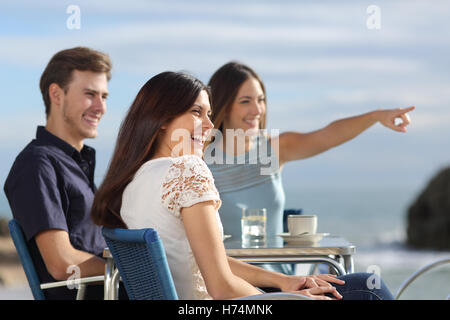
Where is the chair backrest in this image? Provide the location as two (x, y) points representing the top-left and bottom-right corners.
(101, 227), (178, 300)
(8, 219), (46, 300)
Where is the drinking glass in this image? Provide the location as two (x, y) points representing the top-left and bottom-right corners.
(241, 208), (266, 247)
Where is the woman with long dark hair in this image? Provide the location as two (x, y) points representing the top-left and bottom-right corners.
(91, 71), (209, 229)
(91, 71), (394, 300)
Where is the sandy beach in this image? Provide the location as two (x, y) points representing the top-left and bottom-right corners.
(0, 236), (33, 299)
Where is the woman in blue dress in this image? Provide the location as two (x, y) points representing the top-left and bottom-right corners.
(205, 61), (414, 243)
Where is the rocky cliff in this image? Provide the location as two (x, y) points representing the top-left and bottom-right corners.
(407, 167), (450, 250)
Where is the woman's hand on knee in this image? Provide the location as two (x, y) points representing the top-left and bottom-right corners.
(297, 286), (343, 300)
(279, 274), (345, 291)
(279, 274), (345, 300)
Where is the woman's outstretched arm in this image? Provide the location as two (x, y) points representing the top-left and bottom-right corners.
(274, 106), (415, 167)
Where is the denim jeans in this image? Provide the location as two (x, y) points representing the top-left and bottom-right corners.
(333, 272), (394, 300)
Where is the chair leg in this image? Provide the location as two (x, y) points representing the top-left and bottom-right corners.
(76, 284), (86, 300)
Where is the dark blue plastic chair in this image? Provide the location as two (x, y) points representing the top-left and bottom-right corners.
(8, 219), (104, 300)
(101, 227), (178, 300)
(8, 219), (45, 300)
(102, 227), (311, 300)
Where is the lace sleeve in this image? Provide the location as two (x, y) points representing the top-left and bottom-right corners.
(161, 155), (221, 218)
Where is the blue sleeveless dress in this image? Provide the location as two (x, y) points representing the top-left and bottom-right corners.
(205, 134), (285, 240)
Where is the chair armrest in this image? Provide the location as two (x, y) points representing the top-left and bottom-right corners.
(235, 292), (312, 300)
(395, 258), (450, 300)
(40, 275), (105, 290)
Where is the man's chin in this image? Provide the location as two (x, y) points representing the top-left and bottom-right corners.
(82, 129), (98, 139)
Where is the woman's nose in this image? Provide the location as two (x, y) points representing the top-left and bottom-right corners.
(204, 114), (214, 129)
(251, 100), (263, 116)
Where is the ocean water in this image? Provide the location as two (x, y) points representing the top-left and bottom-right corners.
(0, 194), (10, 218)
(1, 187), (449, 299)
(285, 186), (450, 300)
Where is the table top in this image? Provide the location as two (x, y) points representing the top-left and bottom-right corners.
(103, 235), (356, 259)
(224, 235), (356, 257)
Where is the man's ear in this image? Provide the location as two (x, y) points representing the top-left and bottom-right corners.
(48, 83), (64, 110)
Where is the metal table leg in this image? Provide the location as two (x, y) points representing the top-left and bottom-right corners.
(104, 256), (114, 300)
(342, 254), (354, 274)
(111, 269), (120, 300)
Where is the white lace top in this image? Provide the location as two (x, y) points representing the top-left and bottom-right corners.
(120, 155), (222, 300)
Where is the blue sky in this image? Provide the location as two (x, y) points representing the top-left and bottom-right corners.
(1, 0), (449, 216)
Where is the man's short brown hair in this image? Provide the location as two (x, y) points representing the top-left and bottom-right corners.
(39, 47), (112, 117)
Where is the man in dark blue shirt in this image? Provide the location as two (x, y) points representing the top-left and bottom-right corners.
(4, 47), (113, 299)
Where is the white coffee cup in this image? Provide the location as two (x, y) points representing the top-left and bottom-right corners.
(288, 215), (317, 235)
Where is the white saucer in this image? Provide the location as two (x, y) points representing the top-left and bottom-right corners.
(224, 235), (232, 240)
(277, 232), (329, 244)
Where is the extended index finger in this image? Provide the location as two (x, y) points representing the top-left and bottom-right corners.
(399, 105), (415, 114)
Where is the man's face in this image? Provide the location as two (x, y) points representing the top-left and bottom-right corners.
(59, 70), (108, 143)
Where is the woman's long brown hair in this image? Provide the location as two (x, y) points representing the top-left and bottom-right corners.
(91, 71), (209, 228)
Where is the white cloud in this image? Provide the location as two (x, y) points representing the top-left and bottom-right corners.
(250, 56), (424, 75)
(1, 0), (448, 69)
(326, 84), (450, 107)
